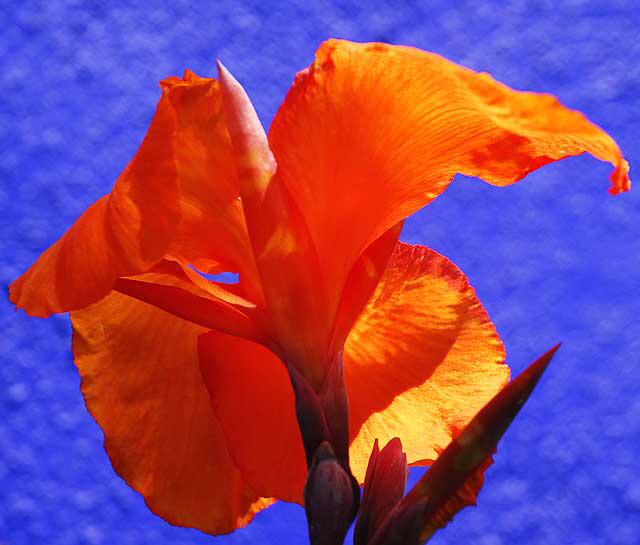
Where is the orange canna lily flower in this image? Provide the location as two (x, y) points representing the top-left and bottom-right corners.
(10, 39), (630, 536)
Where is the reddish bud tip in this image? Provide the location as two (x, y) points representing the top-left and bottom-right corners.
(355, 438), (408, 545)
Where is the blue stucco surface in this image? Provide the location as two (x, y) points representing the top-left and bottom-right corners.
(1, 1), (639, 544)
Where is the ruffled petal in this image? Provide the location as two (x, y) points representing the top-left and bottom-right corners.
(269, 39), (630, 306)
(11, 70), (263, 317)
(160, 71), (259, 292)
(199, 332), (307, 503)
(10, 93), (180, 316)
(344, 243), (509, 482)
(71, 292), (272, 534)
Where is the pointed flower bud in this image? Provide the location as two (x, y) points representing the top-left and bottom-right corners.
(216, 60), (276, 203)
(304, 441), (358, 545)
(217, 61), (334, 391)
(354, 438), (408, 545)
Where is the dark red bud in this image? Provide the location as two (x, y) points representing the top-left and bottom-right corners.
(354, 438), (408, 545)
(304, 442), (358, 545)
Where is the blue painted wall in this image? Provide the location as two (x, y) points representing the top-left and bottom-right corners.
(1, 1), (638, 544)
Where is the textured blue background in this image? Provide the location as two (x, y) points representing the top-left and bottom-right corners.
(1, 1), (639, 544)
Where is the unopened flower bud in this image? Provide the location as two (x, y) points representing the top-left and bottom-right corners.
(354, 438), (408, 545)
(304, 441), (357, 545)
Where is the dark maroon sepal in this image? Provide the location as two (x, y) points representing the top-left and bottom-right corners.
(285, 362), (332, 467)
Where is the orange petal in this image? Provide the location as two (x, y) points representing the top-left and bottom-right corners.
(330, 222), (402, 355)
(71, 292), (272, 534)
(270, 39), (630, 308)
(344, 243), (509, 482)
(115, 259), (267, 343)
(11, 70), (263, 317)
(161, 71), (259, 295)
(198, 331), (307, 503)
(10, 92), (180, 317)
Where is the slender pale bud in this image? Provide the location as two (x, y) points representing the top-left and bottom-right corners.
(216, 60), (276, 204)
(216, 61), (332, 389)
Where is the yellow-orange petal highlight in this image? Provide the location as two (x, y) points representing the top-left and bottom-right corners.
(344, 243), (509, 482)
(199, 332), (307, 503)
(10, 93), (180, 317)
(71, 292), (272, 534)
(269, 39), (630, 319)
